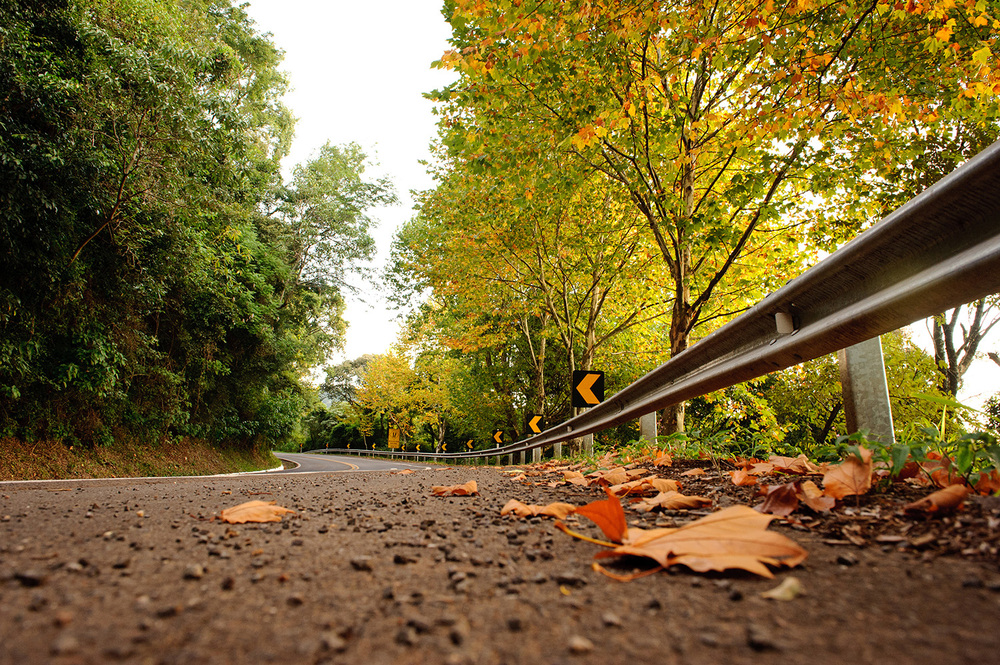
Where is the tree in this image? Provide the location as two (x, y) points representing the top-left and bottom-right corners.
(433, 0), (1000, 433)
(931, 297), (1000, 397)
(0, 0), (390, 451)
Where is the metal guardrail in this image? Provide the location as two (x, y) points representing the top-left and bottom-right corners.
(321, 138), (1000, 463)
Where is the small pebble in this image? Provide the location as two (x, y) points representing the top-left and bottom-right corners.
(746, 623), (780, 652)
(568, 635), (594, 654)
(320, 632), (347, 652)
(837, 553), (859, 566)
(50, 633), (79, 656)
(15, 571), (46, 587)
(350, 556), (374, 572)
(183, 564), (204, 580)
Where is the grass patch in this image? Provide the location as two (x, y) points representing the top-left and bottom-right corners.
(0, 436), (280, 481)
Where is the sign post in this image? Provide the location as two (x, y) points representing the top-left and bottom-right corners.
(526, 414), (543, 463)
(568, 371), (604, 457)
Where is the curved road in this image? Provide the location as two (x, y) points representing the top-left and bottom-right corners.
(273, 451), (433, 474)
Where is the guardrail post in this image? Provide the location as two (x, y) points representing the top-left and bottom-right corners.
(553, 441), (562, 458)
(640, 412), (657, 444)
(531, 446), (540, 463)
(837, 337), (895, 443)
(582, 433), (593, 457)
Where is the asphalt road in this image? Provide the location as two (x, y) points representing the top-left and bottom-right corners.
(273, 451), (434, 474)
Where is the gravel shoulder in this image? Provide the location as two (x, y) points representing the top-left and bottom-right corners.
(1, 464), (999, 664)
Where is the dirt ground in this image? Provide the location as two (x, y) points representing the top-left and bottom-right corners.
(1, 459), (999, 665)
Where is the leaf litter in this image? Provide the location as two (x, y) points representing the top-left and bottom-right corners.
(497, 443), (1000, 583)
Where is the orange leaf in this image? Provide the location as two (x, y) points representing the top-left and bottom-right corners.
(431, 480), (479, 496)
(632, 491), (712, 513)
(975, 469), (1000, 495)
(648, 478), (681, 493)
(219, 500), (295, 524)
(757, 483), (799, 516)
(731, 468), (758, 486)
(501, 499), (576, 519)
(797, 480), (836, 512)
(680, 468), (706, 477)
(653, 450), (673, 467)
(574, 489), (628, 544)
(596, 506), (807, 578)
(767, 454), (818, 475)
(904, 484), (970, 514)
(920, 453), (965, 488)
(822, 448), (873, 499)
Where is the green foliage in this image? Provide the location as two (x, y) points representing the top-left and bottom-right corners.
(0, 0), (390, 451)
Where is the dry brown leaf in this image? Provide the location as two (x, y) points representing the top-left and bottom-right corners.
(730, 468), (758, 486)
(767, 454), (817, 475)
(680, 467), (706, 477)
(501, 499), (577, 519)
(756, 483), (799, 516)
(749, 461), (776, 475)
(219, 500), (295, 524)
(797, 480), (836, 512)
(431, 480), (479, 496)
(904, 484), (970, 514)
(572, 489), (628, 544)
(596, 505), (808, 578)
(631, 491), (712, 513)
(920, 452), (966, 488)
(822, 447), (873, 499)
(975, 469), (1000, 495)
(652, 450), (673, 467)
(648, 478), (681, 493)
(391, 469), (415, 475)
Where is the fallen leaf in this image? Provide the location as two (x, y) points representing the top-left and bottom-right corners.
(975, 469), (1000, 495)
(647, 478), (681, 493)
(904, 484), (970, 514)
(680, 468), (706, 477)
(573, 488), (628, 543)
(219, 500), (295, 524)
(591, 468), (630, 486)
(500, 499), (576, 519)
(797, 480), (836, 512)
(920, 451), (965, 488)
(631, 491), (712, 513)
(391, 469), (415, 475)
(431, 480), (479, 496)
(822, 448), (873, 499)
(730, 468), (758, 486)
(756, 483), (799, 516)
(768, 454), (818, 475)
(596, 505), (807, 578)
(761, 576), (805, 601)
(652, 450), (673, 467)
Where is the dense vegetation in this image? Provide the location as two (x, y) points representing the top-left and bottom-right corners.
(2, 0), (997, 464)
(0, 0), (393, 453)
(309, 0), (1000, 455)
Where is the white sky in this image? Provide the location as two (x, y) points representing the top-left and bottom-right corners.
(243, 0), (456, 365)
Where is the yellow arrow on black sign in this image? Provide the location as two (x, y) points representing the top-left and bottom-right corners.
(572, 370), (604, 407)
(492, 429), (503, 445)
(527, 414), (543, 434)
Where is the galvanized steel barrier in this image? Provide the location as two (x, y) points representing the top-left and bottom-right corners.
(316, 138), (1000, 463)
